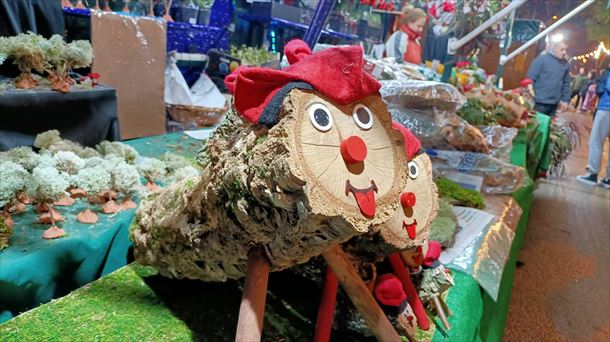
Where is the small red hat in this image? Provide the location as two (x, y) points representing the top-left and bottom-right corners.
(374, 273), (407, 307)
(225, 40), (381, 124)
(391, 121), (422, 160)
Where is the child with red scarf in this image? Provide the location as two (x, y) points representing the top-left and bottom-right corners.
(384, 5), (428, 65)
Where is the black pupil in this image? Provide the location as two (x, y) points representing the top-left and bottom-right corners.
(314, 109), (329, 127)
(356, 108), (370, 124)
(410, 165), (417, 175)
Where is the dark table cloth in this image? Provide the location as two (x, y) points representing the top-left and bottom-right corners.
(0, 86), (120, 151)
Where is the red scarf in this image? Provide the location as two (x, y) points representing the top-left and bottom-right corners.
(401, 25), (421, 40)
(400, 25), (422, 65)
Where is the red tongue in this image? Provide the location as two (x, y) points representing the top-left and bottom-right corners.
(403, 220), (418, 239)
(353, 189), (376, 218)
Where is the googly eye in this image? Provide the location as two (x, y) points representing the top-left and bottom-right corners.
(407, 161), (419, 179)
(308, 103), (333, 132)
(352, 104), (374, 130)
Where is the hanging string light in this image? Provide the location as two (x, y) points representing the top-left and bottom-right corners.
(573, 42), (610, 60)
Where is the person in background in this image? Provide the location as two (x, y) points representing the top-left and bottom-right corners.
(580, 70), (598, 113)
(577, 65), (610, 188)
(526, 37), (571, 116)
(571, 67), (587, 109)
(384, 5), (427, 65)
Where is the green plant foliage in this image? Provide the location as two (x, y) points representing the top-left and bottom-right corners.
(429, 198), (459, 247)
(457, 98), (497, 126)
(548, 120), (579, 178)
(229, 45), (275, 66)
(435, 177), (485, 209)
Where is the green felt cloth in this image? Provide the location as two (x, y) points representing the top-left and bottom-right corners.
(0, 202), (137, 323)
(0, 133), (203, 323)
(513, 113), (551, 177)
(535, 113), (552, 172)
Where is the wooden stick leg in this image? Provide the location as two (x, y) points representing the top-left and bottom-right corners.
(235, 246), (270, 342)
(322, 245), (401, 342)
(388, 253), (431, 330)
(314, 266), (339, 342)
(433, 296), (450, 330)
(439, 296), (452, 317)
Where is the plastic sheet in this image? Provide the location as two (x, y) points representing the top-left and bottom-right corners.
(480, 125), (518, 161)
(381, 80), (488, 153)
(443, 195), (521, 301)
(380, 79), (465, 112)
(364, 58), (441, 82)
(429, 150), (527, 194)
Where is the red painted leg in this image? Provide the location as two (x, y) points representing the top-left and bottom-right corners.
(314, 266), (339, 342)
(388, 253), (430, 330)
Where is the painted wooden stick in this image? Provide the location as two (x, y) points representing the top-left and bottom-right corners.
(235, 246), (270, 342)
(388, 252), (430, 330)
(432, 296), (450, 330)
(314, 266), (339, 342)
(322, 245), (401, 342)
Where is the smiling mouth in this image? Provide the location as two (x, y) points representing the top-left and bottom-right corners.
(345, 180), (378, 218)
(403, 219), (418, 239)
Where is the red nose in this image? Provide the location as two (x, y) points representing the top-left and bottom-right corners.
(340, 135), (368, 164)
(400, 192), (417, 208)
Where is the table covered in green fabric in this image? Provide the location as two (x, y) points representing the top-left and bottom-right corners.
(0, 133), (203, 323)
(0, 125), (546, 340)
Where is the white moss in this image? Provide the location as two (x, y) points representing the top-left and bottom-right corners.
(34, 130), (62, 149)
(96, 141), (139, 164)
(0, 161), (28, 208)
(137, 157), (166, 182)
(5, 146), (40, 171)
(112, 162), (141, 196)
(76, 167), (112, 196)
(173, 166), (200, 182)
(29, 165), (69, 203)
(54, 151), (85, 175)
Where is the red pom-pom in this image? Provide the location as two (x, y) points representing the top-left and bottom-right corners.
(374, 274), (407, 307)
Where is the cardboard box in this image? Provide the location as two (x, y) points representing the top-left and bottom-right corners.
(91, 12), (166, 139)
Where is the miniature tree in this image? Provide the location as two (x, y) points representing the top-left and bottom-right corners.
(75, 167), (112, 223)
(28, 166), (70, 239)
(53, 151), (86, 206)
(5, 146), (40, 172)
(0, 36), (9, 66)
(44, 36), (93, 93)
(4, 33), (48, 89)
(137, 157), (166, 192)
(2, 146), (40, 204)
(34, 129), (82, 154)
(43, 35), (70, 93)
(0, 161), (29, 232)
(112, 162), (141, 210)
(96, 141), (139, 164)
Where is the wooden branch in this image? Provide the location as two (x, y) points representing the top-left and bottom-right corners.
(322, 245), (401, 342)
(433, 296), (450, 330)
(235, 247), (270, 342)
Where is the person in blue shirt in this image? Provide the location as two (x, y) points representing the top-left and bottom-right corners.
(577, 64), (610, 188)
(526, 39), (571, 116)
